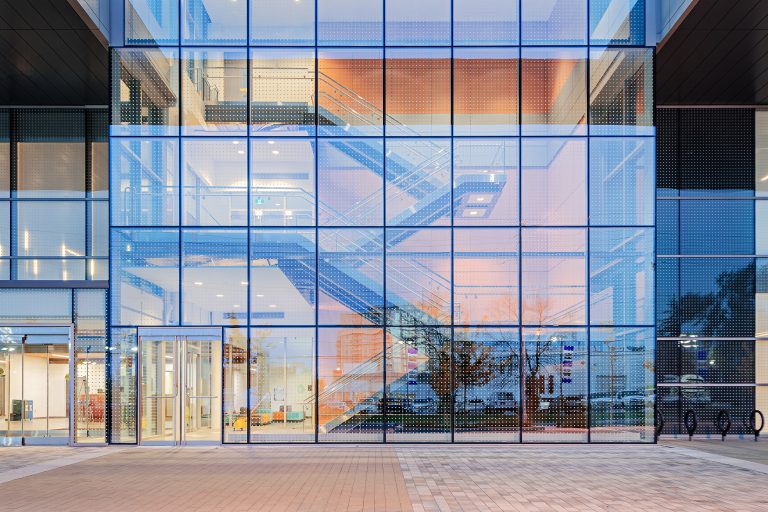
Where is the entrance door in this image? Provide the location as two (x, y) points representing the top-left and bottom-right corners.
(0, 327), (72, 446)
(139, 335), (221, 446)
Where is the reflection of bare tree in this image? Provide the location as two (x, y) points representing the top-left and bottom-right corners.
(660, 263), (755, 337)
(521, 297), (559, 427)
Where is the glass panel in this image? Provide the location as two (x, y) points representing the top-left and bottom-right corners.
(73, 289), (107, 444)
(249, 327), (315, 442)
(15, 201), (86, 257)
(183, 0), (247, 44)
(454, 48), (519, 137)
(16, 259), (86, 281)
(318, 327), (384, 442)
(590, 138), (655, 226)
(454, 0), (518, 45)
(251, 139), (315, 226)
(0, 201), (9, 258)
(454, 139), (519, 226)
(522, 228), (587, 326)
(680, 200), (754, 255)
(657, 386), (754, 436)
(521, 48), (587, 137)
(182, 139), (247, 226)
(521, 0), (587, 45)
(658, 339), (754, 385)
(656, 200), (678, 255)
(0, 259), (8, 280)
(590, 0), (645, 45)
(90, 202), (109, 257)
(453, 328), (520, 442)
(590, 48), (654, 136)
(590, 327), (654, 442)
(89, 110), (109, 199)
(109, 328), (137, 443)
(521, 138), (587, 226)
(250, 0), (314, 45)
(758, 201), (768, 255)
(386, 0), (450, 46)
(111, 138), (180, 227)
(250, 230), (316, 325)
(182, 230), (248, 325)
(386, 326), (451, 442)
(111, 48), (180, 137)
(386, 49), (451, 137)
(0, 290), (71, 324)
(111, 229), (180, 326)
(590, 228), (654, 326)
(758, 111), (768, 197)
(223, 328), (247, 443)
(454, 228), (519, 325)
(385, 139), (450, 226)
(656, 258), (679, 337)
(386, 228), (451, 326)
(318, 0), (383, 46)
(319, 228), (384, 326)
(679, 258), (755, 337)
(250, 49), (315, 136)
(318, 139), (384, 226)
(759, 259), (768, 339)
(522, 327), (588, 442)
(16, 109), (85, 199)
(318, 49), (384, 137)
(125, 0), (179, 44)
(89, 259), (109, 281)
(0, 110), (8, 198)
(182, 50), (247, 136)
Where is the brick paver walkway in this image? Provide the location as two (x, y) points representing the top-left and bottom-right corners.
(0, 444), (765, 511)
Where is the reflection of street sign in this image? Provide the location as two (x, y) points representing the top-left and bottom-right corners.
(408, 381), (418, 385)
(407, 347), (418, 355)
(562, 345), (574, 384)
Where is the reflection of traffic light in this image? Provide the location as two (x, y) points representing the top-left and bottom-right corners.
(548, 375), (555, 394)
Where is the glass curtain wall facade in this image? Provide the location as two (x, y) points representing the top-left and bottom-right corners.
(656, 108), (768, 436)
(111, 0), (655, 443)
(0, 108), (108, 445)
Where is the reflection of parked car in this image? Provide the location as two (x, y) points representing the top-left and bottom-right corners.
(551, 396), (586, 415)
(589, 393), (616, 409)
(487, 392), (517, 413)
(379, 398), (413, 415)
(616, 390), (647, 409)
(462, 398), (485, 414)
(411, 398), (437, 414)
(680, 375), (711, 403)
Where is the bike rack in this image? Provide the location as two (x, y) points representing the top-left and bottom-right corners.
(684, 409), (697, 440)
(715, 410), (731, 441)
(655, 408), (664, 440)
(749, 410), (765, 442)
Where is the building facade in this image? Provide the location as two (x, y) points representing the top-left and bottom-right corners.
(106, 0), (655, 445)
(6, 0), (764, 447)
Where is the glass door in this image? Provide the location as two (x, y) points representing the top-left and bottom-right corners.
(139, 334), (221, 446)
(139, 336), (178, 446)
(0, 329), (71, 446)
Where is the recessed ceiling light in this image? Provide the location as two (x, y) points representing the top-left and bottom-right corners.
(238, 150), (245, 155)
(476, 197), (485, 202)
(233, 304), (240, 308)
(241, 281), (249, 286)
(272, 150), (279, 155)
(267, 141), (275, 145)
(256, 294), (264, 298)
(268, 304), (277, 308)
(216, 294), (224, 298)
(194, 281), (203, 286)
(232, 140), (240, 145)
(469, 211), (478, 216)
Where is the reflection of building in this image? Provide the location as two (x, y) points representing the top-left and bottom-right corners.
(0, 0), (763, 446)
